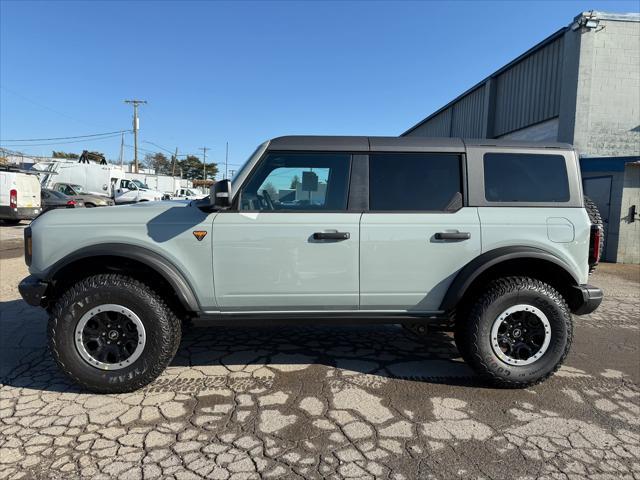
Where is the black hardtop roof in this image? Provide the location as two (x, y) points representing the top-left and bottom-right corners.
(267, 135), (573, 152)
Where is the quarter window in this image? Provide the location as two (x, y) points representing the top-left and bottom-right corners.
(369, 153), (463, 211)
(483, 153), (570, 202)
(239, 152), (351, 211)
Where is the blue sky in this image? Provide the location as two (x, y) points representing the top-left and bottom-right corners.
(1, 0), (638, 176)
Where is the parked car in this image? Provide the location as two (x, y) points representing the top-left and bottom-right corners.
(41, 189), (85, 212)
(51, 183), (114, 207)
(19, 136), (604, 393)
(0, 167), (41, 224)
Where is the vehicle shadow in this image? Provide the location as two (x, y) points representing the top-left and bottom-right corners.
(145, 205), (210, 243)
(0, 299), (482, 394)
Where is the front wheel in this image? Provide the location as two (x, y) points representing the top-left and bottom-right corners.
(455, 276), (572, 388)
(49, 274), (181, 393)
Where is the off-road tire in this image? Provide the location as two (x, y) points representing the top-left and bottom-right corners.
(455, 276), (572, 388)
(584, 195), (604, 272)
(49, 274), (181, 393)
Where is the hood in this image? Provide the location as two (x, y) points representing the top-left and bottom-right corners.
(77, 194), (112, 204)
(33, 200), (196, 228)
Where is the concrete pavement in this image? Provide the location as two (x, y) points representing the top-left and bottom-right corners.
(0, 238), (638, 479)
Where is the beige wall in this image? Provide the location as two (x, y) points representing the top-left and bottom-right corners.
(573, 17), (640, 157)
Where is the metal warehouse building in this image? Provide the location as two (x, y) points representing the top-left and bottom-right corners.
(403, 11), (640, 264)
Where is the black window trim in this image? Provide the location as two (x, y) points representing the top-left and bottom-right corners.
(465, 146), (582, 208)
(364, 152), (467, 214)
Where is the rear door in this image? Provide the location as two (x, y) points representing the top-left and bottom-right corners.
(360, 152), (481, 312)
(16, 174), (40, 208)
(212, 151), (360, 311)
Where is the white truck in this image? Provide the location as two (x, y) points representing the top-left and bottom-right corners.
(172, 187), (206, 200)
(35, 161), (163, 204)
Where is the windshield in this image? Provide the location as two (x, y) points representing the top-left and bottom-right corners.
(47, 190), (68, 199)
(232, 141), (269, 186)
(132, 179), (149, 189)
(71, 184), (88, 194)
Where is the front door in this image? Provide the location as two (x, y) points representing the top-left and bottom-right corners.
(360, 152), (481, 312)
(114, 179), (139, 203)
(212, 151), (359, 311)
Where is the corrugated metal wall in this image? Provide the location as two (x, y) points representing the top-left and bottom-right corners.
(410, 108), (452, 137)
(493, 37), (563, 137)
(405, 34), (564, 139)
(451, 86), (485, 137)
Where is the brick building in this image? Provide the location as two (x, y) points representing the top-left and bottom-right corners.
(403, 11), (640, 263)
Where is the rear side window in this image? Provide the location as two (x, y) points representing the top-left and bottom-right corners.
(484, 153), (570, 202)
(369, 153), (463, 211)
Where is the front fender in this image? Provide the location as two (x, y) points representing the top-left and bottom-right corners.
(44, 243), (200, 312)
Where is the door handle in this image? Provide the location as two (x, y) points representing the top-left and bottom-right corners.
(313, 231), (350, 241)
(435, 231), (471, 240)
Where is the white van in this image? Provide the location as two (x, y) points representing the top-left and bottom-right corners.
(0, 169), (41, 224)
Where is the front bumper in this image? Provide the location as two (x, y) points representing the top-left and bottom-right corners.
(571, 284), (604, 315)
(18, 275), (49, 307)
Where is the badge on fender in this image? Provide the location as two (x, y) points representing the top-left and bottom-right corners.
(193, 231), (208, 241)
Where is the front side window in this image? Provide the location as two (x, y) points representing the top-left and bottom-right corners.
(483, 153), (570, 202)
(239, 152), (351, 211)
(369, 153), (463, 211)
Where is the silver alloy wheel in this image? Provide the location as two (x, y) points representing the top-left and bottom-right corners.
(490, 304), (551, 366)
(75, 304), (146, 370)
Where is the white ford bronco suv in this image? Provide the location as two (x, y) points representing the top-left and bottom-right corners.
(19, 136), (604, 393)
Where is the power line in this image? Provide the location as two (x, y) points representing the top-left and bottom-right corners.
(142, 140), (174, 155)
(1, 133), (126, 147)
(0, 85), (107, 129)
(2, 130), (131, 142)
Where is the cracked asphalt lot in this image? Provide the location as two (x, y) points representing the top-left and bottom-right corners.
(1, 231), (639, 479)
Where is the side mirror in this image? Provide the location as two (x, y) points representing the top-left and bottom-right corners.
(211, 179), (232, 208)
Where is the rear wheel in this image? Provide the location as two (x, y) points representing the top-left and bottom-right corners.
(84, 203), (95, 208)
(49, 274), (181, 393)
(455, 276), (572, 388)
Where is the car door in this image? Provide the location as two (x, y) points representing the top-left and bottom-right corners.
(212, 151), (360, 312)
(115, 179), (139, 203)
(360, 152), (481, 312)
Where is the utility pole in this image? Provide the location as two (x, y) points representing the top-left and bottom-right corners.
(225, 142), (229, 179)
(119, 132), (125, 167)
(199, 147), (209, 180)
(171, 147), (178, 176)
(124, 99), (147, 173)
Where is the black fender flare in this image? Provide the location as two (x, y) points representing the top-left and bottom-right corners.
(440, 246), (579, 312)
(44, 243), (200, 312)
